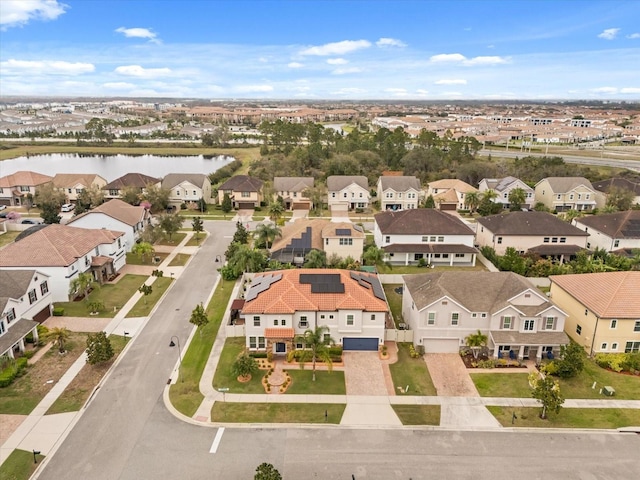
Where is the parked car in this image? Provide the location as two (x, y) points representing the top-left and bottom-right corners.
(21, 219), (41, 224)
(61, 203), (75, 212)
(0, 205), (6, 211)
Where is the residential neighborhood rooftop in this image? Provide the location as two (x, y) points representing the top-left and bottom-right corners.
(103, 172), (160, 189)
(375, 208), (475, 235)
(326, 175), (369, 191)
(476, 211), (589, 236)
(575, 210), (640, 238)
(69, 198), (147, 227)
(218, 175), (263, 192)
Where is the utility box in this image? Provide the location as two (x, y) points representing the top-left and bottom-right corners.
(603, 386), (615, 396)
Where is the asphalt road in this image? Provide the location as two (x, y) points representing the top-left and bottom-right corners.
(481, 149), (640, 172)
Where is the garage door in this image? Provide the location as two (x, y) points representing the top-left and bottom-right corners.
(291, 202), (310, 210)
(423, 338), (459, 353)
(237, 202), (255, 210)
(343, 337), (379, 351)
(32, 306), (51, 323)
(439, 203), (457, 211)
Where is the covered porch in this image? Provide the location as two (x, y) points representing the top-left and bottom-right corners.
(90, 255), (117, 284)
(490, 330), (570, 362)
(264, 327), (295, 355)
(0, 318), (39, 359)
(383, 243), (478, 267)
(527, 244), (585, 265)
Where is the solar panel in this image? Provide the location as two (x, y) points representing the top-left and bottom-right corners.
(300, 273), (345, 293)
(370, 277), (386, 301)
(336, 228), (352, 236)
(245, 273), (282, 301)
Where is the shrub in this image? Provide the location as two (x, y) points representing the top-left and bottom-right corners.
(254, 206), (262, 212)
(23, 350), (36, 359)
(266, 351), (274, 363)
(0, 357), (28, 388)
(53, 306), (65, 316)
(476, 359), (495, 369)
(542, 361), (559, 376)
(86, 331), (114, 365)
(249, 352), (268, 359)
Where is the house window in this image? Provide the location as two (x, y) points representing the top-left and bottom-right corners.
(576, 324), (582, 335)
(414, 254), (423, 261)
(601, 343), (607, 350)
(281, 319), (286, 326)
(398, 193), (402, 198)
(258, 337), (266, 349)
(299, 316), (308, 328)
(560, 237), (566, 243)
(331, 192), (336, 198)
(40, 281), (49, 296)
(614, 240), (620, 248)
(249, 336), (257, 349)
(339, 238), (353, 245)
(430, 236), (436, 242)
(502, 316), (512, 329)
(385, 236), (390, 243)
(176, 190), (180, 196)
(193, 190), (196, 196)
(569, 194), (574, 200)
(427, 312), (436, 325)
(241, 191), (250, 198)
(625, 341), (640, 353)
(455, 253), (465, 258)
(6, 308), (15, 324)
(544, 237), (550, 243)
(20, 186), (30, 192)
(610, 319), (617, 329)
(585, 194), (590, 200)
(109, 189), (119, 196)
(523, 319), (535, 331)
(343, 192), (347, 198)
(274, 319), (278, 326)
(251, 316), (260, 327)
(296, 342), (304, 349)
(497, 237), (502, 244)
(634, 321), (640, 332)
(0, 322), (4, 335)
(320, 314), (325, 319)
(438, 236), (444, 242)
(481, 313), (487, 318)
(422, 236), (429, 242)
(551, 237), (558, 243)
(451, 313), (459, 326)
(329, 315), (334, 319)
(471, 313), (477, 318)
(28, 289), (37, 304)
(611, 342), (618, 350)
(545, 317), (555, 330)
(323, 334), (331, 344)
(370, 314), (376, 321)
(442, 254), (449, 258)
(346, 315), (354, 326)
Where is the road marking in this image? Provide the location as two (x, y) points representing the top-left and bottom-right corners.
(210, 427), (225, 453)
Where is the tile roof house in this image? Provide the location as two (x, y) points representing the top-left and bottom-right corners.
(592, 177), (640, 207)
(217, 175), (264, 209)
(549, 272), (640, 356)
(66, 199), (151, 251)
(376, 175), (421, 211)
(0, 171), (53, 207)
(0, 270), (52, 358)
(241, 269), (390, 353)
(269, 219), (364, 265)
(476, 211), (588, 259)
(402, 271), (569, 358)
(103, 173), (161, 201)
(51, 173), (108, 203)
(424, 179), (478, 211)
(573, 210), (640, 253)
(0, 224), (126, 302)
(273, 177), (314, 210)
(374, 209), (477, 266)
(534, 177), (605, 212)
(162, 173), (213, 207)
(327, 176), (370, 212)
(478, 176), (535, 210)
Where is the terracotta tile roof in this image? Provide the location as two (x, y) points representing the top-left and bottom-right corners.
(550, 271), (640, 318)
(0, 171), (52, 188)
(575, 210), (640, 239)
(0, 224), (124, 267)
(375, 209), (474, 235)
(264, 328), (295, 339)
(69, 199), (147, 227)
(477, 211), (588, 236)
(242, 269), (388, 315)
(91, 256), (112, 267)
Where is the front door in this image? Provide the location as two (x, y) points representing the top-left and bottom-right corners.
(523, 346), (530, 359)
(275, 342), (286, 354)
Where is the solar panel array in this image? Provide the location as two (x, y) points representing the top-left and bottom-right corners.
(245, 273), (283, 301)
(349, 271), (386, 301)
(299, 273), (345, 294)
(336, 228), (352, 236)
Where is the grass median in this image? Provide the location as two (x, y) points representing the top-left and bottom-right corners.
(488, 406), (640, 429)
(392, 405), (441, 425)
(0, 449), (45, 480)
(125, 277), (173, 318)
(169, 278), (233, 417)
(389, 343), (437, 396)
(211, 402), (346, 423)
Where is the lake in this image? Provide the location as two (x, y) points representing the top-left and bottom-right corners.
(0, 154), (235, 181)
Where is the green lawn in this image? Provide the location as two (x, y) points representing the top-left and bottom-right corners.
(212, 338), (265, 394)
(286, 369), (346, 395)
(388, 343), (437, 396)
(169, 278), (234, 417)
(155, 232), (187, 246)
(558, 359), (640, 400)
(54, 274), (147, 318)
(392, 405), (441, 425)
(383, 284), (403, 327)
(124, 277), (173, 317)
(211, 402), (346, 424)
(0, 449), (45, 480)
(168, 253), (191, 267)
(185, 234), (206, 246)
(471, 373), (531, 398)
(125, 252), (168, 266)
(0, 231), (21, 248)
(488, 406), (640, 429)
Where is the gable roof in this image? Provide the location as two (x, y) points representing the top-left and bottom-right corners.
(273, 177), (314, 192)
(492, 176), (530, 192)
(427, 179), (477, 193)
(404, 271), (551, 314)
(68, 198), (147, 227)
(218, 175), (263, 192)
(550, 271), (640, 318)
(271, 218), (328, 253)
(104, 173), (160, 190)
(326, 175), (369, 191)
(538, 176), (595, 192)
(242, 269), (388, 314)
(378, 176), (421, 192)
(0, 224), (124, 267)
(592, 177), (640, 196)
(375, 209), (474, 235)
(0, 171), (52, 188)
(476, 211), (588, 236)
(161, 173), (208, 190)
(0, 270), (37, 312)
(52, 174), (105, 188)
(575, 210), (640, 239)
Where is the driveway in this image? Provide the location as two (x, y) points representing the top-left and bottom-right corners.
(424, 353), (479, 397)
(232, 210), (253, 223)
(343, 352), (389, 396)
(289, 209), (309, 222)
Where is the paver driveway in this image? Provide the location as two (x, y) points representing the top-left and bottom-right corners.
(424, 353), (479, 397)
(343, 352), (388, 395)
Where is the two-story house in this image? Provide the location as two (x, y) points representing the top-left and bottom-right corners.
(52, 173), (108, 203)
(424, 179), (478, 211)
(162, 173), (213, 208)
(572, 210), (640, 253)
(376, 176), (421, 211)
(273, 177), (314, 210)
(592, 178), (640, 207)
(0, 171), (53, 207)
(534, 177), (604, 212)
(327, 176), (370, 211)
(476, 211), (588, 261)
(550, 272), (640, 356)
(103, 173), (161, 201)
(241, 269), (390, 353)
(478, 176), (535, 210)
(0, 224), (126, 302)
(66, 199), (151, 251)
(0, 270), (52, 358)
(374, 209), (477, 266)
(217, 175), (264, 209)
(402, 271), (569, 359)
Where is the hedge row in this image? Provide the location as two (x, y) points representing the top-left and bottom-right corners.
(0, 357), (29, 388)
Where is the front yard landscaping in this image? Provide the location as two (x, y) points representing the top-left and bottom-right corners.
(488, 406), (640, 429)
(168, 253), (191, 267)
(211, 402), (346, 424)
(389, 343), (437, 396)
(155, 232), (187, 246)
(125, 251), (169, 266)
(471, 373), (531, 398)
(286, 370), (346, 395)
(392, 405), (441, 425)
(212, 338), (265, 394)
(125, 277), (173, 317)
(0, 449), (45, 480)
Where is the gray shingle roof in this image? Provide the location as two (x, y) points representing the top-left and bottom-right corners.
(379, 176), (420, 192)
(592, 178), (640, 196)
(0, 270), (36, 311)
(575, 210), (640, 239)
(218, 175), (263, 192)
(540, 177), (594, 193)
(327, 175), (369, 191)
(374, 209), (475, 235)
(273, 177), (314, 192)
(161, 173), (208, 190)
(476, 211), (588, 236)
(103, 173), (160, 190)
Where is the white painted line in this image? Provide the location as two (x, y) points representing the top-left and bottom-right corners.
(209, 427), (225, 453)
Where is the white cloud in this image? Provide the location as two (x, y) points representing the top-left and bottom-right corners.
(430, 53), (466, 63)
(434, 79), (467, 85)
(103, 82), (136, 89)
(416, 89), (429, 95)
(114, 65), (172, 77)
(0, 0), (67, 30)
(597, 28), (620, 40)
(0, 58), (94, 75)
(376, 37), (407, 48)
(620, 87), (640, 94)
(287, 62), (303, 68)
(300, 39), (371, 56)
(234, 84), (274, 93)
(331, 67), (362, 75)
(627, 33), (640, 39)
(326, 58), (348, 65)
(384, 88), (407, 93)
(430, 53), (508, 66)
(590, 86), (618, 94)
(115, 27), (159, 43)
(463, 56), (509, 66)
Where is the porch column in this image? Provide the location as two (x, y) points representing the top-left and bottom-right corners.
(493, 346), (500, 358)
(471, 253), (477, 267)
(405, 253), (409, 266)
(6, 347), (15, 359)
(428, 253), (432, 265)
(518, 345), (525, 360)
(449, 254), (454, 266)
(32, 326), (39, 344)
(536, 345), (543, 361)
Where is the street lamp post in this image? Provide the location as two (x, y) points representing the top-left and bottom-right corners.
(169, 336), (183, 382)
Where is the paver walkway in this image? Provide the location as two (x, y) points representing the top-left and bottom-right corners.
(425, 353), (480, 397)
(343, 352), (388, 396)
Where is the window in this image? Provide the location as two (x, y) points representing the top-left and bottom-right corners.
(249, 336), (257, 349)
(241, 191), (250, 198)
(296, 342), (304, 349)
(258, 337), (266, 349)
(438, 236), (444, 242)
(320, 314), (325, 319)
(329, 314), (334, 319)
(497, 237), (502, 244)
(193, 190), (196, 196)
(299, 316), (308, 328)
(451, 312), (459, 326)
(471, 313), (477, 318)
(585, 194), (590, 200)
(385, 236), (390, 243)
(414, 254), (423, 261)
(551, 237), (558, 243)
(427, 312), (436, 325)
(543, 237), (550, 243)
(68, 188), (72, 194)
(109, 189), (119, 196)
(455, 253), (465, 258)
(28, 289), (37, 304)
(273, 319), (278, 326)
(422, 236), (429, 242)
(323, 334), (331, 344)
(576, 324), (582, 335)
(370, 314), (376, 321)
(6, 308), (15, 324)
(610, 319), (617, 329)
(556, 194), (561, 200)
(346, 315), (354, 326)
(442, 254), (449, 258)
(502, 316), (512, 329)
(569, 194), (574, 200)
(481, 313), (487, 318)
(601, 343), (607, 350)
(545, 317), (555, 330)
(611, 342), (618, 350)
(339, 238), (353, 245)
(253, 316), (260, 327)
(20, 186), (30, 192)
(625, 341), (640, 353)
(40, 281), (49, 296)
(634, 321), (640, 332)
(0, 322), (4, 335)
(176, 190), (180, 196)
(331, 192), (336, 198)
(524, 319), (534, 331)
(430, 236), (436, 242)
(281, 319), (286, 326)
(343, 192), (347, 198)
(614, 239), (620, 248)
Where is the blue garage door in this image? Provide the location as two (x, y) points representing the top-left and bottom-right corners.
(343, 337), (378, 351)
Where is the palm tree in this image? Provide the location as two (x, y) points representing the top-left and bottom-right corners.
(362, 245), (391, 271)
(465, 329), (488, 359)
(465, 191), (480, 214)
(254, 223), (282, 249)
(508, 187), (527, 211)
(268, 201), (284, 222)
(303, 184), (327, 216)
(295, 326), (335, 381)
(69, 272), (95, 302)
(229, 244), (267, 275)
(561, 209), (583, 223)
(303, 249), (326, 268)
(48, 327), (70, 354)
(132, 241), (155, 264)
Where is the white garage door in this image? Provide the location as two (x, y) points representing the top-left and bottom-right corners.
(423, 338), (460, 353)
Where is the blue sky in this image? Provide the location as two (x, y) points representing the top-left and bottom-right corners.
(0, 0), (639, 100)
